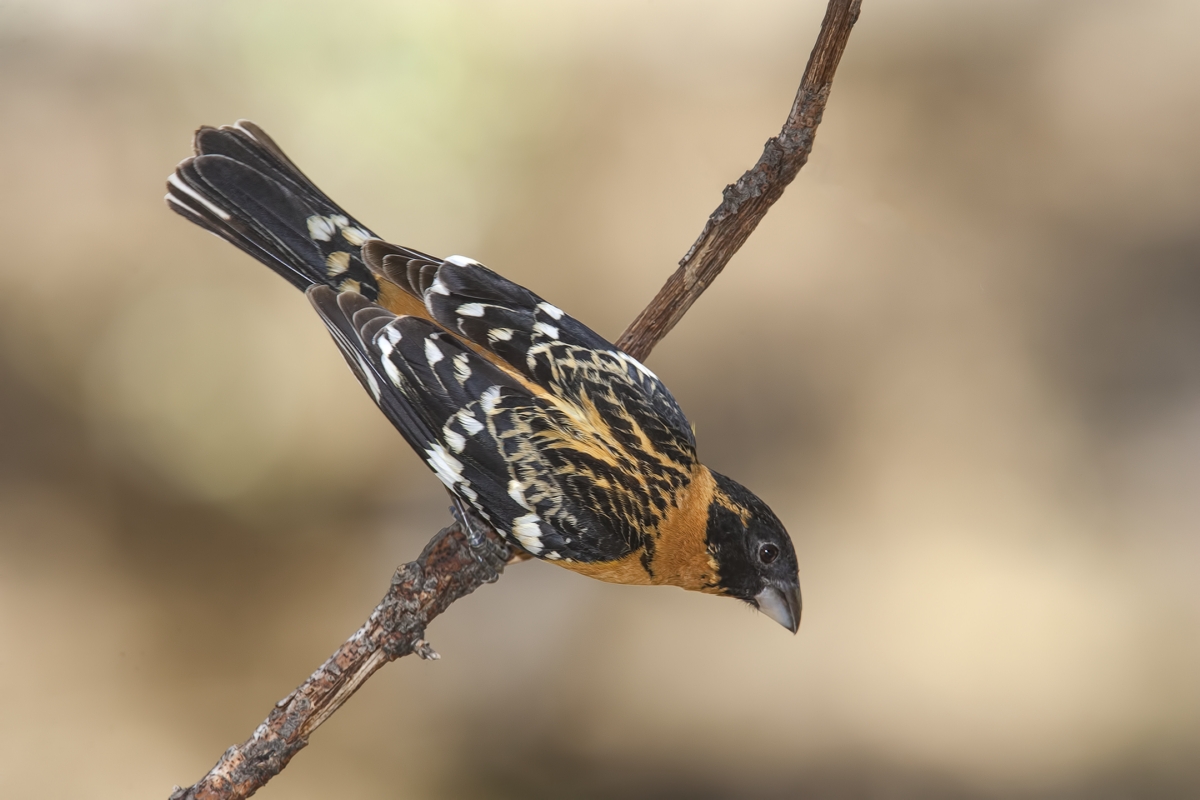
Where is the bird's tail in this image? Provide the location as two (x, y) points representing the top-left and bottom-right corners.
(166, 120), (383, 300)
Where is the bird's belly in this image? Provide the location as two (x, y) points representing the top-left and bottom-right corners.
(553, 550), (656, 586)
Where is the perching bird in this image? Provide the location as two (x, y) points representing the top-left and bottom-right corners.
(166, 121), (801, 632)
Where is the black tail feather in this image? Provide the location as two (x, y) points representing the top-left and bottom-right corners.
(166, 121), (382, 300)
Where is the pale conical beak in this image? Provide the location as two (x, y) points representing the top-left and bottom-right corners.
(755, 583), (802, 633)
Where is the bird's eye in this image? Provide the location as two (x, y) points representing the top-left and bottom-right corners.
(758, 543), (780, 564)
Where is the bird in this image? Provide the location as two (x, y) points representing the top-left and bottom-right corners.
(165, 120), (801, 632)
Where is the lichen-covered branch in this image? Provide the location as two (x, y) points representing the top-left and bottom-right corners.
(168, 2), (859, 797)
(616, 0), (861, 362)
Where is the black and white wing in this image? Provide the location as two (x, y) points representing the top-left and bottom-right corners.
(364, 241), (697, 465)
(308, 287), (637, 561)
(314, 249), (704, 562)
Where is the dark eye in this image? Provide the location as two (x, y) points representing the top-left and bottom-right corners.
(758, 543), (780, 564)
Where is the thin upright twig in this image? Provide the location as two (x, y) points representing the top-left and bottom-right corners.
(616, 0), (861, 362)
(170, 2), (860, 797)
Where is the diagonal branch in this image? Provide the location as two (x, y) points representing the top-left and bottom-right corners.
(616, 0), (861, 362)
(169, 2), (859, 798)
(170, 519), (509, 800)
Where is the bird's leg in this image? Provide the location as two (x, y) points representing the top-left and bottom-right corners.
(448, 492), (485, 547)
(447, 491), (528, 571)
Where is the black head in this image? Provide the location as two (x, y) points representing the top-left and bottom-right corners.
(706, 471), (801, 633)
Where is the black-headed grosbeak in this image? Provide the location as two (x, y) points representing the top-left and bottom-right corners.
(166, 121), (801, 632)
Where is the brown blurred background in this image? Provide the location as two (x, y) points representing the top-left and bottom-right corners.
(2, 1), (1199, 797)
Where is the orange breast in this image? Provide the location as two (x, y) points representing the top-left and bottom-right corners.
(552, 465), (721, 593)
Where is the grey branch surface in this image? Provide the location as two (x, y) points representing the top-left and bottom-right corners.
(169, 2), (859, 798)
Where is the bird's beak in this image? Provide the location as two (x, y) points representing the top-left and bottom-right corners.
(755, 583), (802, 633)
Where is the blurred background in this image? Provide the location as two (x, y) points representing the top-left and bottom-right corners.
(2, 0), (1199, 797)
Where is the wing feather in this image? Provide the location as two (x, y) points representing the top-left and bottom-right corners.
(359, 243), (697, 460)
(307, 286), (684, 563)
(169, 122), (702, 567)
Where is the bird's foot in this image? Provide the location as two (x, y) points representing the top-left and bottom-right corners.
(450, 495), (485, 548)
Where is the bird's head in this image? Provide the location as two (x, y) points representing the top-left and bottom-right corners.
(706, 471), (801, 633)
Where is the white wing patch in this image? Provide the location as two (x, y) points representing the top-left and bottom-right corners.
(507, 480), (533, 510)
(376, 322), (404, 387)
(424, 337), (444, 366)
(537, 302), (564, 320)
(306, 214), (370, 248)
(325, 251), (351, 276)
(306, 214), (347, 242)
(456, 409), (484, 435)
(425, 443), (465, 489)
(480, 386), (502, 414)
(510, 513), (543, 554)
(488, 328), (514, 343)
(533, 322), (559, 340)
(341, 225), (371, 246)
(453, 353), (472, 384)
(443, 428), (466, 454)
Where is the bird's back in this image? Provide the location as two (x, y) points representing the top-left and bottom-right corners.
(167, 121), (703, 573)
